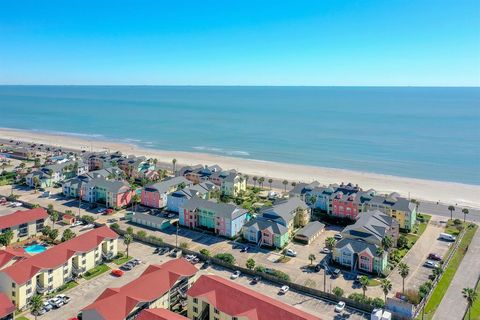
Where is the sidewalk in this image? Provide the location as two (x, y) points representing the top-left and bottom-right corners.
(433, 227), (480, 320)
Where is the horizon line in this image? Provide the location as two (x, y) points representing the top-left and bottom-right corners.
(0, 84), (479, 88)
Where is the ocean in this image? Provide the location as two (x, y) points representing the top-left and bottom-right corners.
(0, 86), (478, 185)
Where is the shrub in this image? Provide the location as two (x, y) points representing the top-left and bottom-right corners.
(179, 242), (189, 249)
(404, 289), (421, 305)
(397, 235), (409, 249)
(137, 230), (147, 237)
(215, 253), (236, 265)
(333, 287), (344, 298)
(110, 223), (120, 230)
(81, 215), (95, 224)
(419, 280), (433, 298)
(199, 249), (210, 257)
(254, 265), (266, 273)
(372, 297), (385, 308)
(453, 219), (462, 225)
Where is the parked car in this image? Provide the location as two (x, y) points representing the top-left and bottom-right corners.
(201, 260), (210, 269)
(231, 271), (241, 279)
(240, 246), (249, 253)
(251, 276), (261, 284)
(43, 301), (53, 312)
(81, 224), (95, 231)
(332, 268), (341, 278)
(111, 269), (124, 277)
(424, 260), (439, 268)
(167, 213), (176, 218)
(279, 285), (289, 294)
(56, 294), (70, 304)
(121, 263), (133, 271)
(334, 301), (346, 313)
(439, 233), (456, 242)
(48, 297), (64, 309)
(97, 208), (106, 214)
(107, 218), (118, 223)
(286, 248), (297, 257)
(132, 258), (142, 265)
(334, 233), (343, 240)
(322, 247), (331, 254)
(428, 253), (442, 261)
(104, 208), (114, 215)
(70, 221), (83, 227)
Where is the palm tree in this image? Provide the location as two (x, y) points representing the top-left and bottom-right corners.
(398, 262), (410, 293)
(244, 175), (249, 186)
(30, 295), (43, 320)
(462, 208), (469, 223)
(268, 178), (273, 190)
(448, 205), (455, 220)
(308, 254), (316, 266)
(252, 176), (258, 187)
(463, 287), (478, 320)
(172, 158), (177, 175)
(131, 193), (141, 214)
(50, 211), (59, 229)
(291, 181), (297, 188)
(124, 234), (133, 258)
(380, 279), (393, 303)
(382, 236), (393, 252)
(33, 176), (40, 192)
(258, 177), (265, 189)
(282, 180), (288, 192)
(325, 237), (336, 251)
(359, 275), (369, 298)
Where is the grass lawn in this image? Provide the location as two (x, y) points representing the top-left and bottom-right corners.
(444, 219), (467, 236)
(367, 279), (381, 286)
(16, 317), (30, 320)
(46, 280), (78, 298)
(113, 253), (133, 265)
(275, 256), (291, 263)
(420, 224), (478, 320)
(464, 283), (480, 320)
(83, 264), (111, 280)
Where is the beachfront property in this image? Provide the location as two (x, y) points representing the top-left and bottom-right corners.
(332, 210), (397, 274)
(130, 212), (171, 230)
(117, 155), (156, 179)
(365, 193), (417, 231)
(0, 293), (14, 320)
(208, 169), (246, 196)
(80, 177), (132, 209)
(81, 259), (198, 320)
(25, 159), (88, 188)
(179, 198), (248, 238)
(141, 176), (192, 208)
(187, 274), (320, 320)
(242, 197), (310, 248)
(177, 164), (222, 184)
(62, 166), (125, 198)
(0, 208), (48, 243)
(84, 151), (124, 171)
(0, 226), (118, 309)
(166, 181), (217, 213)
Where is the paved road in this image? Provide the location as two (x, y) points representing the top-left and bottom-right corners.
(433, 227), (480, 320)
(419, 202), (480, 223)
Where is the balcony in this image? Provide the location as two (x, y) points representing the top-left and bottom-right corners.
(72, 265), (85, 275)
(36, 283), (47, 294)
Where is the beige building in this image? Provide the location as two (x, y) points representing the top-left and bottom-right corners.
(0, 208), (49, 243)
(0, 226), (118, 310)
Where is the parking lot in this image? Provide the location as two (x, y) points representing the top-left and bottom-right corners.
(34, 240), (368, 320)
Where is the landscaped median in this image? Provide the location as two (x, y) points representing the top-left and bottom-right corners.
(83, 264), (111, 280)
(113, 251), (133, 265)
(419, 223), (478, 320)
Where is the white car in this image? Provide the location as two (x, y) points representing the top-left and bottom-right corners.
(12, 202), (22, 207)
(231, 271), (241, 279)
(334, 301), (345, 312)
(424, 260), (439, 269)
(334, 234), (343, 240)
(70, 221), (83, 227)
(322, 248), (331, 254)
(286, 249), (297, 257)
(279, 285), (289, 294)
(97, 208), (106, 213)
(81, 224), (95, 231)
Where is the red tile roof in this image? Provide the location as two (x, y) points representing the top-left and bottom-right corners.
(137, 308), (188, 320)
(1, 226), (118, 284)
(187, 275), (321, 320)
(0, 208), (48, 230)
(82, 259), (198, 320)
(0, 247), (29, 269)
(0, 293), (14, 317)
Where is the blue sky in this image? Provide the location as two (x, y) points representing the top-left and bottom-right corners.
(0, 0), (479, 86)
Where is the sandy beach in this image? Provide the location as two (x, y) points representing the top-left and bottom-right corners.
(1, 127), (479, 209)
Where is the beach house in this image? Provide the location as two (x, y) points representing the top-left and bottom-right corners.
(117, 155), (155, 179)
(0, 226), (118, 310)
(141, 177), (192, 209)
(187, 275), (320, 320)
(364, 193), (417, 231)
(177, 164), (223, 184)
(26, 159), (88, 188)
(81, 177), (132, 209)
(0, 208), (48, 243)
(332, 210), (396, 274)
(81, 259), (198, 320)
(208, 169), (246, 196)
(179, 198), (248, 238)
(329, 183), (376, 220)
(83, 151), (124, 171)
(166, 181), (217, 213)
(62, 166), (125, 198)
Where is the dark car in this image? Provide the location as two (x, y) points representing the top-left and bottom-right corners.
(240, 246), (249, 253)
(332, 269), (341, 278)
(250, 276), (261, 284)
(428, 253), (442, 261)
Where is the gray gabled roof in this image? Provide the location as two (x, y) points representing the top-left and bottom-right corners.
(182, 198), (247, 220)
(145, 176), (191, 194)
(244, 217), (288, 235)
(342, 210), (393, 242)
(367, 193), (415, 213)
(296, 221), (325, 239)
(131, 212), (170, 226)
(259, 197), (308, 222)
(85, 177), (130, 194)
(170, 182), (217, 199)
(335, 238), (381, 257)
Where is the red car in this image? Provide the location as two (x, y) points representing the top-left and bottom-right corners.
(111, 269), (124, 277)
(104, 208), (114, 215)
(428, 253), (442, 261)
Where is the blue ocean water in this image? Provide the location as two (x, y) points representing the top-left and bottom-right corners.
(0, 86), (478, 185)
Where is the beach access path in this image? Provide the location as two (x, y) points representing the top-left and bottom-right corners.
(433, 228), (480, 320)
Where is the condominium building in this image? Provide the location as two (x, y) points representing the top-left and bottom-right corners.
(0, 226), (118, 310)
(0, 208), (48, 243)
(141, 177), (192, 208)
(81, 259), (198, 320)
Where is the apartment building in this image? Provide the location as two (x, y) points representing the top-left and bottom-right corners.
(365, 193), (417, 231)
(0, 208), (48, 243)
(81, 259), (198, 320)
(26, 160), (88, 188)
(0, 226), (118, 310)
(166, 182), (217, 213)
(141, 177), (192, 208)
(0, 293), (14, 320)
(137, 308), (188, 320)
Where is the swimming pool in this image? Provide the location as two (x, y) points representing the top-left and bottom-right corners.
(24, 244), (47, 254)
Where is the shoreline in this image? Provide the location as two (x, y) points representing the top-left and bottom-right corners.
(1, 127), (479, 209)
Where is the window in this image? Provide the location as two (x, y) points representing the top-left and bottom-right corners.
(11, 291), (15, 297)
(193, 307), (198, 313)
(11, 283), (15, 288)
(214, 308), (219, 314)
(193, 298), (198, 304)
(26, 288), (32, 295)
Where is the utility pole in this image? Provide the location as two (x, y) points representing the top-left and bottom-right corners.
(175, 222), (179, 248)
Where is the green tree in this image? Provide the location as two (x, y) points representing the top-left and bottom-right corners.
(252, 176), (258, 187)
(41, 225), (51, 237)
(380, 279), (393, 303)
(398, 262), (410, 293)
(33, 176), (40, 192)
(325, 237), (336, 251)
(214, 253), (236, 265)
(333, 287), (344, 298)
(282, 180), (288, 192)
(359, 275), (369, 298)
(124, 234), (133, 258)
(82, 215), (95, 224)
(131, 193), (141, 213)
(246, 258), (256, 270)
(448, 205), (455, 220)
(199, 248), (210, 257)
(48, 228), (59, 241)
(47, 204), (54, 215)
(308, 254), (316, 266)
(126, 226), (134, 234)
(172, 158), (177, 174)
(137, 230), (147, 237)
(382, 236), (393, 251)
(397, 235), (409, 249)
(268, 178), (273, 190)
(61, 229), (76, 242)
(50, 211), (59, 229)
(462, 208), (469, 223)
(30, 294), (43, 320)
(463, 287), (478, 320)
